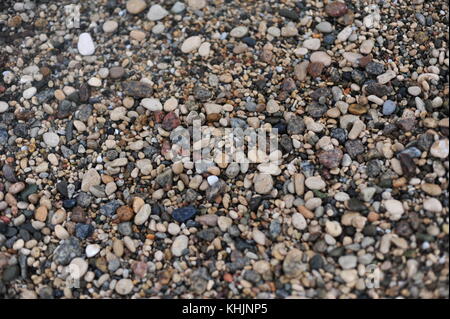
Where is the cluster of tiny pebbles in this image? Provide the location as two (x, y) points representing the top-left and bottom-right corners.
(0, 0), (448, 299)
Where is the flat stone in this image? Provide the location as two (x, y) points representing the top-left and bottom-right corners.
(126, 0), (147, 14)
(115, 278), (133, 295)
(384, 199), (404, 221)
(103, 20), (118, 33)
(423, 198), (443, 213)
(43, 132), (59, 147)
(147, 4), (168, 21)
(310, 51), (332, 66)
(303, 38), (321, 50)
(181, 36), (202, 53)
(254, 174), (273, 194)
(81, 169), (101, 192)
(230, 26), (248, 38)
(134, 204), (151, 225)
(171, 235), (188, 256)
(430, 139), (449, 159)
(305, 176), (326, 190)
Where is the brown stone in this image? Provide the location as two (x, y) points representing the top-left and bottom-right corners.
(162, 112), (181, 131)
(35, 206), (48, 222)
(318, 149), (343, 169)
(307, 62), (325, 77)
(71, 206), (87, 223)
(117, 205), (134, 222)
(348, 104), (368, 115)
(297, 205), (315, 219)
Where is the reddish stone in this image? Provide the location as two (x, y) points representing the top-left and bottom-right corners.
(358, 54), (373, 68)
(71, 206), (87, 223)
(325, 1), (348, 17)
(154, 111), (165, 123)
(162, 111), (181, 131)
(131, 261), (148, 278)
(307, 62), (325, 77)
(281, 77), (296, 92)
(318, 149), (343, 169)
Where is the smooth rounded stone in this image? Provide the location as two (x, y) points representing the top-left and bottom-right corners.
(134, 204), (151, 225)
(340, 269), (358, 283)
(283, 249), (303, 278)
(115, 278), (134, 295)
(325, 1), (348, 17)
(253, 173), (273, 194)
(23, 87), (37, 99)
(303, 38), (321, 50)
(126, 0), (147, 14)
(257, 163), (281, 175)
(292, 213), (307, 230)
(54, 225), (70, 240)
(147, 4), (168, 21)
(337, 26), (353, 42)
(421, 184), (442, 196)
(432, 97), (443, 108)
(171, 235), (188, 256)
(310, 51), (332, 66)
(305, 176), (326, 190)
(338, 255), (357, 269)
(198, 42), (211, 57)
(69, 257), (88, 280)
(384, 199), (404, 221)
(102, 20), (118, 33)
(316, 21), (333, 33)
(0, 101), (8, 113)
(187, 0), (207, 10)
(230, 26), (248, 38)
(325, 220), (342, 237)
(252, 228), (266, 245)
(217, 216), (232, 232)
(360, 39), (374, 54)
(207, 175), (219, 186)
(266, 99), (280, 113)
(343, 52), (362, 64)
(168, 223), (181, 235)
(141, 98), (162, 111)
(423, 198), (443, 213)
(382, 100), (396, 115)
(334, 192), (350, 202)
(77, 33), (95, 56)
(88, 77), (102, 87)
(430, 139), (449, 159)
(81, 168), (101, 192)
(43, 132), (59, 147)
(377, 70), (396, 84)
(85, 244), (100, 258)
(181, 36), (202, 53)
(408, 86), (421, 96)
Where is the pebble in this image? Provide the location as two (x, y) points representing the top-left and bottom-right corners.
(230, 26), (248, 38)
(303, 38), (321, 50)
(115, 279), (133, 295)
(181, 36), (202, 53)
(85, 244), (101, 258)
(310, 51), (332, 66)
(147, 4), (168, 21)
(43, 132), (60, 147)
(430, 139), (449, 159)
(126, 0), (147, 14)
(253, 174), (274, 194)
(0, 101), (8, 113)
(423, 198), (443, 213)
(384, 199), (404, 221)
(408, 86), (422, 96)
(305, 176), (326, 190)
(171, 235), (188, 256)
(316, 21), (333, 33)
(103, 20), (118, 33)
(23, 87), (37, 99)
(77, 33), (96, 56)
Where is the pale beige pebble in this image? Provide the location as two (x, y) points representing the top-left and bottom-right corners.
(253, 260), (271, 275)
(113, 239), (124, 257)
(172, 161), (184, 174)
(360, 39), (374, 54)
(325, 220), (342, 237)
(130, 30), (146, 41)
(103, 20), (118, 33)
(217, 216), (232, 232)
(126, 0), (147, 14)
(171, 235), (188, 256)
(421, 184), (442, 196)
(310, 51), (332, 66)
(294, 173), (305, 196)
(105, 182), (117, 196)
(230, 26), (249, 38)
(337, 26), (353, 42)
(377, 70), (396, 84)
(54, 225), (70, 240)
(136, 159), (152, 175)
(115, 278), (134, 295)
(81, 168), (101, 192)
(123, 236), (136, 253)
(303, 38), (321, 50)
(292, 213), (307, 230)
(73, 120), (87, 132)
(187, 0), (207, 10)
(110, 106), (127, 121)
(181, 36), (202, 53)
(252, 228), (266, 245)
(423, 198), (443, 213)
(123, 96), (135, 108)
(198, 41), (211, 57)
(253, 173), (273, 194)
(266, 99), (280, 113)
(134, 204), (151, 225)
(294, 61), (309, 81)
(305, 176), (326, 190)
(8, 182), (26, 194)
(281, 22), (298, 37)
(340, 269), (358, 284)
(109, 158), (128, 167)
(132, 197), (145, 213)
(35, 162), (49, 173)
(348, 120), (366, 140)
(152, 189), (165, 200)
(35, 206), (48, 222)
(384, 199), (404, 221)
(128, 140), (144, 151)
(342, 52), (363, 64)
(164, 97), (178, 111)
(168, 223), (181, 235)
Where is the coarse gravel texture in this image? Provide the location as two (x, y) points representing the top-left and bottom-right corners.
(0, 0), (449, 299)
